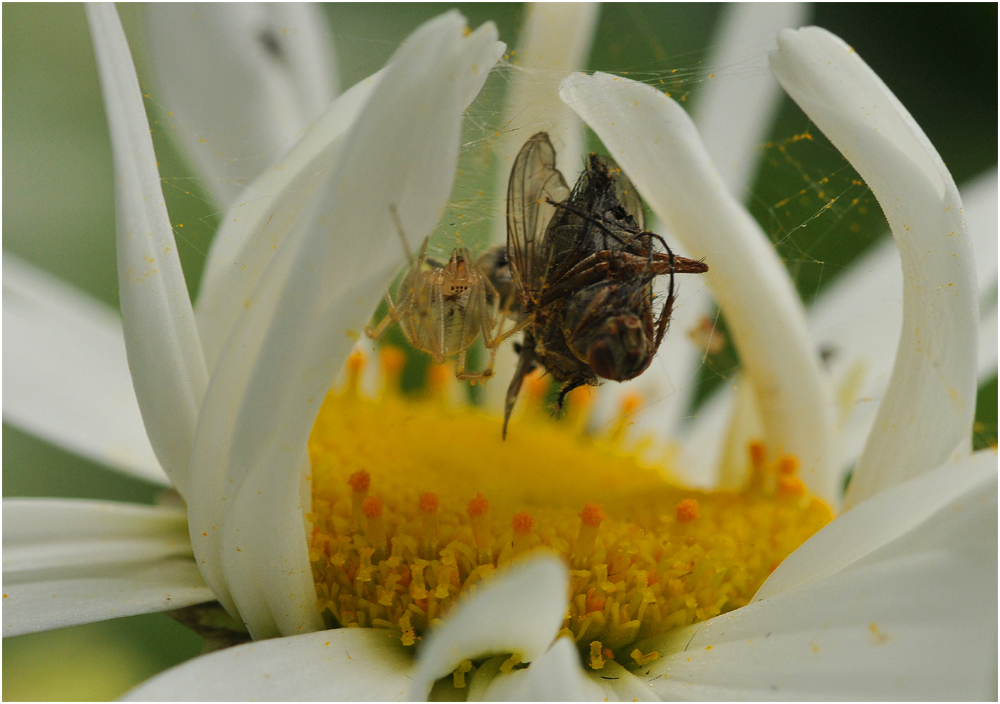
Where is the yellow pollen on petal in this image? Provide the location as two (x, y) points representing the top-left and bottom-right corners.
(511, 511), (535, 556)
(308, 348), (833, 667)
(418, 491), (440, 559)
(573, 503), (606, 566)
(564, 385), (594, 431)
(524, 368), (550, 404)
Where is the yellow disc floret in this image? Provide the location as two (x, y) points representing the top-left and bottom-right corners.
(308, 351), (832, 667)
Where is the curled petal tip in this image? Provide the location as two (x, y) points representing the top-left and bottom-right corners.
(770, 26), (978, 505)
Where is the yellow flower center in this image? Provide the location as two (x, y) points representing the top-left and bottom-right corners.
(308, 349), (832, 670)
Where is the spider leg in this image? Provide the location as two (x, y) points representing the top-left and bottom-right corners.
(364, 285), (405, 340)
(364, 314), (395, 341)
(490, 316), (532, 348)
(477, 273), (503, 349)
(455, 278), (500, 385)
(455, 348), (493, 384)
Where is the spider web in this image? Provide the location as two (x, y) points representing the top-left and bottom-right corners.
(137, 28), (892, 405)
(136, 10), (995, 449)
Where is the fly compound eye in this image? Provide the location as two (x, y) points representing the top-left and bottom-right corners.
(587, 339), (617, 380)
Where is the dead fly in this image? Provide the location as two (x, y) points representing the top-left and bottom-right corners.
(502, 132), (709, 436)
(365, 209), (525, 384)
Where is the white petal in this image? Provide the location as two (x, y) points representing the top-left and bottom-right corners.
(639, 451), (997, 700)
(3, 561), (211, 638)
(965, 168), (998, 380)
(480, 637), (605, 701)
(123, 628), (412, 701)
(86, 4), (208, 497)
(561, 72), (836, 503)
(807, 237), (902, 482)
(802, 170), (997, 489)
(186, 13), (505, 637)
(586, 659), (660, 702)
(979, 302), (998, 381)
(693, 3), (810, 197)
(769, 28), (979, 508)
(145, 3), (338, 208)
(194, 69), (384, 368)
(2, 498), (211, 636)
(482, 2), (599, 415)
(467, 655), (508, 700)
(2, 256), (166, 485)
(758, 449), (997, 598)
(674, 381), (736, 489)
(717, 379), (767, 490)
(3, 499), (190, 577)
(961, 168), (998, 303)
(410, 555), (569, 699)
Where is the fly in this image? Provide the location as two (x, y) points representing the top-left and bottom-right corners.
(502, 132), (709, 436)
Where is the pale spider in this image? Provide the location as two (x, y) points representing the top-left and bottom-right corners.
(365, 209), (526, 383)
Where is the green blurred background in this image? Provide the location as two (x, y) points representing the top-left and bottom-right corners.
(3, 3), (996, 700)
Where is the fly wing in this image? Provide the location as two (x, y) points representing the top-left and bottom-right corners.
(506, 132), (571, 300)
(605, 156), (646, 231)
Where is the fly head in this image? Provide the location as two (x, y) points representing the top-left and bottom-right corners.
(562, 282), (654, 382)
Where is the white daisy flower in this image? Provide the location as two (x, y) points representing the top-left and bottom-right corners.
(5, 1), (506, 640)
(4, 4), (996, 701)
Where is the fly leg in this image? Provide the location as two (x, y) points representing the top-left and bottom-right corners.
(503, 332), (537, 439)
(651, 244), (676, 348)
(554, 376), (588, 416)
(538, 258), (614, 307)
(622, 252), (708, 276)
